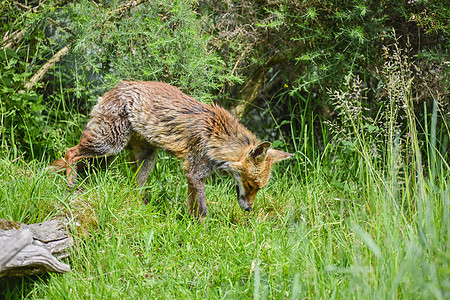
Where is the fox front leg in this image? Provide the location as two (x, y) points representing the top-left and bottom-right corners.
(186, 171), (208, 219)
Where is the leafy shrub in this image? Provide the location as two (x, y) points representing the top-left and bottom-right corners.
(0, 47), (46, 157)
(60, 0), (237, 101)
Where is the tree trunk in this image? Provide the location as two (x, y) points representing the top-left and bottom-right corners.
(230, 50), (296, 119)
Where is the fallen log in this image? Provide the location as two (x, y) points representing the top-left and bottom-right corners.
(0, 218), (72, 277)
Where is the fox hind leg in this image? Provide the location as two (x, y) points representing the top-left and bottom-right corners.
(65, 123), (131, 188)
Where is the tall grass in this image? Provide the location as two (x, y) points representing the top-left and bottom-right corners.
(0, 43), (448, 298)
(322, 42), (449, 299)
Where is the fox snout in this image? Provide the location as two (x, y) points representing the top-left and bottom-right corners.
(238, 195), (253, 212)
(235, 183), (256, 212)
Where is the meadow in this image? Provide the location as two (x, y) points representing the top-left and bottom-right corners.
(1, 72), (448, 299)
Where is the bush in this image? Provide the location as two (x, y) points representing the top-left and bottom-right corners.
(60, 0), (236, 101)
(0, 0), (238, 157)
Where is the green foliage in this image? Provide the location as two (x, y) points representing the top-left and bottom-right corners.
(292, 0), (449, 93)
(0, 1), (87, 158)
(203, 0), (448, 127)
(61, 0), (236, 101)
(1, 49), (40, 157)
(0, 43), (75, 159)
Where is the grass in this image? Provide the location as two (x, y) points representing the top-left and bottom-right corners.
(0, 135), (448, 299)
(0, 46), (449, 299)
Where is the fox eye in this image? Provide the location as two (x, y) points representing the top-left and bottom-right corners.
(247, 183), (254, 191)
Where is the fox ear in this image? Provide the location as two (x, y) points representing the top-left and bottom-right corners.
(268, 149), (294, 164)
(249, 141), (272, 164)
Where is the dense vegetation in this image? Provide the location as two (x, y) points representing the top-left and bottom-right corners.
(1, 0), (449, 298)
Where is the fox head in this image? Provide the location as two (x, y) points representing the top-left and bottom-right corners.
(227, 141), (294, 212)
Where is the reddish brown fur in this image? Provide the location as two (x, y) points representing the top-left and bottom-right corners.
(55, 81), (293, 218)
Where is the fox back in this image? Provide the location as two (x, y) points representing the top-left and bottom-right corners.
(57, 81), (293, 218)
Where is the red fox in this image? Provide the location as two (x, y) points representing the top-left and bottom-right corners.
(53, 81), (293, 218)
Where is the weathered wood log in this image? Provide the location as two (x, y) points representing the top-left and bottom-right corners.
(0, 218), (72, 277)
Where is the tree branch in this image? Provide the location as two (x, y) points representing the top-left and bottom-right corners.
(24, 45), (70, 90)
(107, 0), (148, 18)
(1, 29), (27, 50)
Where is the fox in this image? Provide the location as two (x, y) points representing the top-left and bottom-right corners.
(53, 81), (293, 218)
